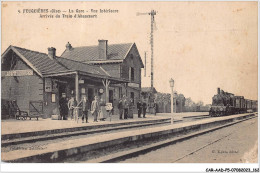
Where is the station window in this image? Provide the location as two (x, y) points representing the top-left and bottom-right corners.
(130, 67), (134, 81)
(121, 65), (129, 79)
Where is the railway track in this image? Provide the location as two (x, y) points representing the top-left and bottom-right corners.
(170, 116), (258, 163)
(81, 113), (257, 163)
(3, 113), (253, 163)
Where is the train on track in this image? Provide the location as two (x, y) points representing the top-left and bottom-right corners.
(209, 88), (257, 117)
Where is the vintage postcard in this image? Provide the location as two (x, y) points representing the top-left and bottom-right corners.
(1, 1), (258, 172)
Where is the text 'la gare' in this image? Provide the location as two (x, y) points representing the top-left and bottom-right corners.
(68, 9), (85, 13)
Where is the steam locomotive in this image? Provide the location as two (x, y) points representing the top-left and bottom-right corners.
(209, 88), (257, 117)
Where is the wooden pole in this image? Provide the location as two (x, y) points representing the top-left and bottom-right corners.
(102, 79), (110, 103)
(144, 52), (146, 77)
(106, 80), (110, 103)
(75, 72), (79, 103)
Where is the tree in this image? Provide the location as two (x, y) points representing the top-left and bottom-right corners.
(185, 97), (194, 107)
(196, 101), (204, 107)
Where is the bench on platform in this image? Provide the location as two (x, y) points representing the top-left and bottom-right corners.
(8, 100), (30, 120)
(28, 100), (44, 121)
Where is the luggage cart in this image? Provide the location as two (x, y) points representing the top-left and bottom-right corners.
(105, 103), (113, 122)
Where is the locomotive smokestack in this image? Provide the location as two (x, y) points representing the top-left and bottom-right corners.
(217, 88), (220, 94)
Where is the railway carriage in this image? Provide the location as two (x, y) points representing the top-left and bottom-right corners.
(252, 100), (258, 112)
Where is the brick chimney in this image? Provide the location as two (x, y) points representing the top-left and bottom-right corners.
(66, 42), (72, 50)
(217, 88), (220, 95)
(98, 40), (108, 59)
(48, 47), (56, 59)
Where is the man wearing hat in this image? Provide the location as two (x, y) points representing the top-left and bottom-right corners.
(91, 96), (100, 122)
(68, 96), (76, 120)
(78, 96), (89, 123)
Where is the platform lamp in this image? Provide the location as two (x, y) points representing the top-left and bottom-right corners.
(169, 78), (174, 124)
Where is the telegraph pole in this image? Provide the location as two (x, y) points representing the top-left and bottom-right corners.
(144, 51), (147, 77)
(137, 10), (156, 91)
(137, 10), (157, 113)
(150, 10), (156, 91)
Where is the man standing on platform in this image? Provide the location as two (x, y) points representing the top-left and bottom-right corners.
(153, 102), (157, 115)
(128, 98), (134, 118)
(59, 96), (68, 120)
(142, 101), (147, 118)
(68, 96), (76, 120)
(118, 98), (123, 120)
(123, 95), (129, 119)
(137, 99), (142, 118)
(91, 96), (100, 122)
(78, 96), (89, 123)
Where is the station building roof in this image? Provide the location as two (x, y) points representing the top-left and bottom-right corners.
(2, 45), (128, 83)
(61, 43), (133, 62)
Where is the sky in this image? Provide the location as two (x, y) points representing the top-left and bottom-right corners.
(1, 1), (258, 104)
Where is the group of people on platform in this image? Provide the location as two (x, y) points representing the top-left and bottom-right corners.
(62, 95), (103, 123)
(117, 97), (148, 119)
(59, 94), (156, 123)
(117, 95), (134, 120)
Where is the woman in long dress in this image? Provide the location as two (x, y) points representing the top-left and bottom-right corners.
(99, 99), (107, 121)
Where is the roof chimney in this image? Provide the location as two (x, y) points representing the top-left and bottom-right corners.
(48, 47), (56, 60)
(66, 42), (72, 50)
(217, 88), (220, 95)
(98, 40), (108, 59)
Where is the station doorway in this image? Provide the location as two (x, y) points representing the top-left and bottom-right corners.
(88, 88), (94, 103)
(58, 83), (67, 98)
(109, 90), (113, 103)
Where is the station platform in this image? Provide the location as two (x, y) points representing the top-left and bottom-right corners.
(1, 112), (256, 162)
(1, 112), (208, 136)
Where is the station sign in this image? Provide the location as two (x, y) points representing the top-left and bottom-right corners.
(128, 82), (140, 88)
(79, 79), (84, 84)
(2, 69), (33, 77)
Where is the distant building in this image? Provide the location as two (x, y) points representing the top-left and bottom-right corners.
(141, 87), (157, 102)
(141, 87), (157, 113)
(141, 87), (186, 113)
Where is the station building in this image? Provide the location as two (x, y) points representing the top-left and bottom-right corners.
(61, 40), (144, 112)
(1, 40), (143, 118)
